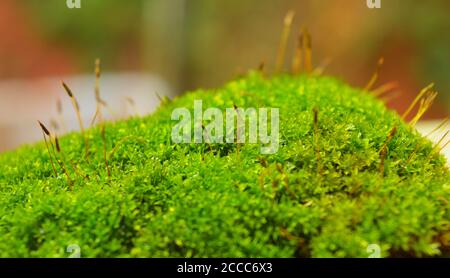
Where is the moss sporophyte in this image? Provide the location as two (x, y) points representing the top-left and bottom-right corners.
(0, 12), (448, 257)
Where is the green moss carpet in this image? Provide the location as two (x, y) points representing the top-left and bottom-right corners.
(0, 72), (448, 257)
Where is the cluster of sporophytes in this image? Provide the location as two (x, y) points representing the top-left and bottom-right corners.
(0, 12), (449, 258)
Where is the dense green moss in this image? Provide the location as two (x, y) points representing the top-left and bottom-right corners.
(0, 72), (448, 257)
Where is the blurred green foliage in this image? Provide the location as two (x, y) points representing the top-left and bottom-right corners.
(381, 0), (450, 106)
(22, 0), (145, 69)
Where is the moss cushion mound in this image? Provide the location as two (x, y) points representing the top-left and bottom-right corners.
(0, 72), (448, 257)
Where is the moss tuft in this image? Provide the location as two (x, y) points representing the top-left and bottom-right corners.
(0, 72), (448, 257)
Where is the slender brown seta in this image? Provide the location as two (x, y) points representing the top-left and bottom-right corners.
(424, 130), (450, 163)
(108, 136), (146, 160)
(275, 10), (295, 73)
(62, 82), (73, 98)
(405, 143), (421, 166)
(258, 170), (267, 190)
(364, 57), (384, 91)
(311, 57), (331, 76)
(126, 97), (140, 116)
(425, 117), (448, 138)
(38, 120), (51, 136)
(409, 90), (438, 127)
(302, 28), (313, 73)
(258, 61), (266, 75)
(380, 91), (400, 104)
(155, 92), (171, 106)
(431, 130), (449, 154)
(101, 124), (111, 178)
(38, 121), (58, 177)
(406, 119), (448, 166)
(38, 122), (72, 188)
(201, 124), (213, 152)
(438, 139), (450, 154)
(292, 27), (313, 74)
(57, 98), (63, 114)
(379, 125), (398, 176)
(69, 161), (90, 181)
(95, 59), (101, 90)
(56, 98), (67, 132)
(92, 58), (104, 126)
(62, 81), (89, 158)
(90, 108), (100, 127)
(402, 83), (434, 120)
(258, 157), (268, 168)
(280, 227), (303, 242)
(55, 135), (61, 153)
(312, 107), (322, 174)
(233, 103), (243, 157)
(50, 118), (59, 132)
(372, 81), (398, 97)
(53, 134), (73, 189)
(292, 32), (303, 74)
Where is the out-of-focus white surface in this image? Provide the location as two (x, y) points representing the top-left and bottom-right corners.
(415, 120), (449, 165)
(0, 73), (172, 152)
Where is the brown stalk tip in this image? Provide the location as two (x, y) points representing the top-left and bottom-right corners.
(364, 57), (384, 91)
(313, 107), (319, 124)
(155, 92), (171, 104)
(258, 157), (268, 168)
(126, 97), (135, 105)
(372, 81), (398, 97)
(426, 117), (449, 138)
(276, 163), (283, 173)
(388, 125), (398, 138)
(303, 28), (312, 48)
(95, 58), (101, 78)
(275, 10), (295, 73)
(38, 121), (51, 136)
(312, 107), (322, 175)
(258, 61), (265, 72)
(284, 10), (295, 25)
(379, 124), (398, 175)
(409, 90), (438, 126)
(101, 124), (106, 136)
(233, 103), (239, 110)
(62, 81), (73, 98)
(299, 30), (304, 46)
(55, 136), (61, 153)
(434, 131), (449, 151)
(300, 27), (314, 73)
(291, 34), (302, 74)
(57, 99), (63, 114)
(380, 124), (398, 151)
(402, 83), (434, 120)
(50, 119), (59, 131)
(440, 139), (450, 153)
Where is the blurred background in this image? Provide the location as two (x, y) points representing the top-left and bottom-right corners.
(0, 0), (449, 156)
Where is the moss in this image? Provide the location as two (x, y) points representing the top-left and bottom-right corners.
(0, 72), (448, 258)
